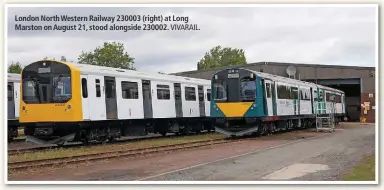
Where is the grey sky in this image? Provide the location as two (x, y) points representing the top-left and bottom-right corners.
(7, 6), (377, 74)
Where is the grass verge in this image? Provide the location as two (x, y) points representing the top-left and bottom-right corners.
(342, 154), (375, 181)
(8, 133), (226, 163)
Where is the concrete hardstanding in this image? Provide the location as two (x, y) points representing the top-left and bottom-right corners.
(144, 124), (374, 181)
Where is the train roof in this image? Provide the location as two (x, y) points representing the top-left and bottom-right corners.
(216, 68), (345, 94)
(7, 73), (20, 82)
(41, 60), (211, 86)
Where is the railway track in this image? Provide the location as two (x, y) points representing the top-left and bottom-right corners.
(8, 131), (216, 155)
(8, 127), (325, 172)
(8, 138), (237, 172)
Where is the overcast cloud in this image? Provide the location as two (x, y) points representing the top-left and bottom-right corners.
(7, 6), (377, 74)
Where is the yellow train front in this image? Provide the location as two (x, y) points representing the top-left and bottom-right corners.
(20, 60), (83, 144)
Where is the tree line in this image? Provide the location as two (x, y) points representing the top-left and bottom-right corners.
(8, 42), (247, 74)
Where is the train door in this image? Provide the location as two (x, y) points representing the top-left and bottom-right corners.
(342, 94), (345, 114)
(81, 75), (90, 120)
(198, 85), (205, 117)
(7, 82), (15, 119)
(271, 81), (277, 115)
(264, 80), (273, 116)
(312, 88), (318, 114)
(89, 76), (106, 120)
(14, 82), (20, 119)
(205, 88), (211, 116)
(310, 87), (314, 114)
(142, 80), (153, 118)
(104, 76), (118, 120)
(174, 83), (183, 117)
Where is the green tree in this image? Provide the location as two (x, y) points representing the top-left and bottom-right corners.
(78, 42), (135, 70)
(60, 56), (67, 62)
(197, 45), (247, 70)
(42, 56), (67, 61)
(8, 61), (23, 74)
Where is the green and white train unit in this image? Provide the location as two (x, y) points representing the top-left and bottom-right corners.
(210, 68), (346, 137)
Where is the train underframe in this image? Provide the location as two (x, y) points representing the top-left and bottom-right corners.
(8, 119), (19, 142)
(213, 114), (345, 137)
(22, 117), (215, 145)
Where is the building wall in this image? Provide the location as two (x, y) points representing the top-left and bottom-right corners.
(173, 62), (376, 123)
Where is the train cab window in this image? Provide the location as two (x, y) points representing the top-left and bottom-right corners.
(240, 76), (256, 102)
(7, 85), (13, 101)
(81, 78), (88, 98)
(185, 87), (196, 101)
(207, 89), (211, 101)
(105, 79), (116, 98)
(213, 82), (227, 101)
(313, 90), (318, 101)
(95, 79), (101, 97)
(121, 81), (139, 99)
(157, 84), (170, 100)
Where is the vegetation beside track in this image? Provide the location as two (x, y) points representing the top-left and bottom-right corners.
(8, 133), (226, 163)
(341, 154), (375, 181)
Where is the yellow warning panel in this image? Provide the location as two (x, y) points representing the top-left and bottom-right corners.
(216, 102), (253, 117)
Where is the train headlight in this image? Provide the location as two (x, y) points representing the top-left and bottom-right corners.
(22, 106), (25, 110)
(67, 105), (71, 109)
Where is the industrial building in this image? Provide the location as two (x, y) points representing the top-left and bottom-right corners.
(172, 62), (376, 123)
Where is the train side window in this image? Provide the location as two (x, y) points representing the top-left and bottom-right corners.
(301, 89), (310, 100)
(95, 79), (101, 97)
(277, 85), (290, 99)
(207, 89), (211, 101)
(326, 92), (330, 102)
(305, 89), (310, 100)
(336, 94), (341, 103)
(121, 81), (139, 99)
(266, 83), (271, 98)
(185, 87), (196, 101)
(291, 87), (298, 99)
(81, 78), (88, 98)
(157, 84), (170, 100)
(7, 85), (13, 101)
(199, 92), (204, 101)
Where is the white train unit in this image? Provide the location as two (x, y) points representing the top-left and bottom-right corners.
(7, 73), (21, 141)
(20, 60), (213, 145)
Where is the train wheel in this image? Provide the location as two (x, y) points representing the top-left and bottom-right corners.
(57, 142), (65, 147)
(82, 138), (89, 145)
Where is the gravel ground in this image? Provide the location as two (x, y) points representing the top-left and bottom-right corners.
(7, 133), (170, 150)
(8, 123), (374, 181)
(142, 124), (375, 181)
